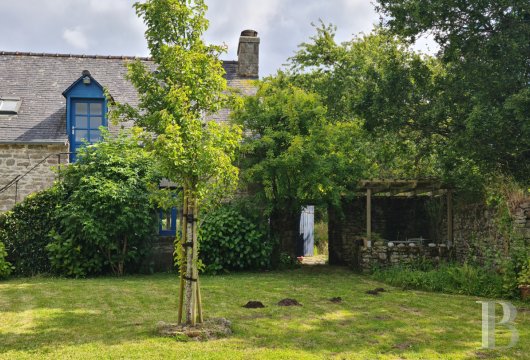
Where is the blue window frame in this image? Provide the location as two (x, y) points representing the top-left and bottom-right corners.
(70, 99), (106, 161)
(159, 207), (178, 236)
(62, 71), (107, 162)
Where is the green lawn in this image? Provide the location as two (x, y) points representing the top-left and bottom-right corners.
(0, 267), (528, 359)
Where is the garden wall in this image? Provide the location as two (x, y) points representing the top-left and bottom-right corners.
(451, 200), (530, 264)
(328, 196), (438, 268)
(360, 241), (450, 271)
(0, 144), (68, 211)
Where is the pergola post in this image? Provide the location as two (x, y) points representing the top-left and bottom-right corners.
(366, 188), (372, 247)
(447, 190), (453, 247)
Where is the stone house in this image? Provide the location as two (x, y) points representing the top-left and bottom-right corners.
(0, 30), (259, 217)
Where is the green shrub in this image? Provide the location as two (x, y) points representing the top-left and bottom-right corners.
(0, 241), (13, 278)
(372, 263), (509, 298)
(0, 187), (63, 276)
(199, 205), (271, 273)
(46, 131), (159, 277)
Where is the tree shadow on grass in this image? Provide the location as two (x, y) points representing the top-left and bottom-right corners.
(0, 307), (159, 354)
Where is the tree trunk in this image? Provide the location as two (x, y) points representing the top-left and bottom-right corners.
(177, 195), (188, 325)
(184, 191), (195, 325)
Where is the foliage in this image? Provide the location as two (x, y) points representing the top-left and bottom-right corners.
(198, 205), (271, 274)
(517, 258), (530, 286)
(285, 27), (445, 201)
(110, 0), (241, 207)
(0, 240), (13, 279)
(313, 221), (328, 255)
(46, 130), (158, 277)
(232, 72), (327, 212)
(372, 262), (510, 298)
(110, 0), (243, 324)
(0, 187), (63, 276)
(376, 0), (530, 183)
(231, 73), (326, 258)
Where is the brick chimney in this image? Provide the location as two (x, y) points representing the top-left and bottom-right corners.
(237, 29), (260, 78)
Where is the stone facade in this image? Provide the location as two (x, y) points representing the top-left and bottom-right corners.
(0, 144), (68, 211)
(361, 241), (449, 271)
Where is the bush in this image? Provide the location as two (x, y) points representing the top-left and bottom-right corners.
(46, 131), (159, 277)
(199, 205), (271, 273)
(372, 263), (509, 298)
(0, 187), (63, 276)
(0, 241), (13, 278)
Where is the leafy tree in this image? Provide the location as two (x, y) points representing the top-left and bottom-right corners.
(47, 130), (158, 277)
(111, 0), (241, 325)
(231, 73), (326, 260)
(376, 0), (530, 183)
(290, 25), (438, 134)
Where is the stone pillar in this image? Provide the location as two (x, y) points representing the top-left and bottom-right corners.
(237, 30), (260, 78)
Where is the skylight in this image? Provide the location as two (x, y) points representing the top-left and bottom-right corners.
(0, 97), (22, 114)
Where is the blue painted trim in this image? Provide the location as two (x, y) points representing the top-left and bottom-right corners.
(63, 76), (107, 162)
(159, 207), (178, 236)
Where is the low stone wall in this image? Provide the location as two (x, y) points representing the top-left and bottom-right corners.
(361, 241), (450, 271)
(0, 144), (68, 211)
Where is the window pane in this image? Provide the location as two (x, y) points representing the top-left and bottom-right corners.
(75, 103), (88, 115)
(90, 130), (101, 142)
(75, 129), (88, 141)
(90, 116), (102, 128)
(75, 116), (88, 128)
(90, 103), (102, 115)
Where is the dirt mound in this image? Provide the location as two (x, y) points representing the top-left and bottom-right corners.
(243, 301), (265, 308)
(329, 297), (342, 303)
(157, 318), (232, 341)
(366, 288), (386, 296)
(278, 298), (302, 306)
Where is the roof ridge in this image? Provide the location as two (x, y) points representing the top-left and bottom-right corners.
(0, 51), (152, 61)
(0, 51), (239, 64)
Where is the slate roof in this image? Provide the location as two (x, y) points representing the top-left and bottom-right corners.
(0, 52), (256, 144)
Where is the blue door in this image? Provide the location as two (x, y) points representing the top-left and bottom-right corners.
(70, 99), (105, 161)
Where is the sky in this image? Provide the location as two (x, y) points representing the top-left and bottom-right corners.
(0, 0), (437, 77)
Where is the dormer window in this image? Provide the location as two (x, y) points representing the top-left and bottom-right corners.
(63, 70), (108, 162)
(0, 97), (21, 114)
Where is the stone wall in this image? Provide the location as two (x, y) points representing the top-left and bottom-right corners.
(328, 197), (438, 268)
(451, 200), (530, 264)
(361, 241), (450, 271)
(0, 144), (68, 211)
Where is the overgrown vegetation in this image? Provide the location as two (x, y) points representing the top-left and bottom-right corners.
(199, 205), (271, 274)
(372, 262), (512, 299)
(0, 187), (62, 276)
(46, 131), (159, 277)
(1, 131), (159, 278)
(0, 240), (12, 278)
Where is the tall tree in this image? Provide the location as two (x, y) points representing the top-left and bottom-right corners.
(376, 0), (530, 183)
(111, 0), (241, 325)
(231, 73), (326, 260)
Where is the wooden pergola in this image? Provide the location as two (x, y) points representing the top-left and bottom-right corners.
(357, 179), (453, 248)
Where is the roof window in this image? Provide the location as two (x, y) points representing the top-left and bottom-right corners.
(0, 97), (21, 114)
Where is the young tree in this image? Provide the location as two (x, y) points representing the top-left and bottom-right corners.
(111, 0), (241, 325)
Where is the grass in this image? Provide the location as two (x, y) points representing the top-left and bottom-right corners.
(0, 266), (528, 359)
